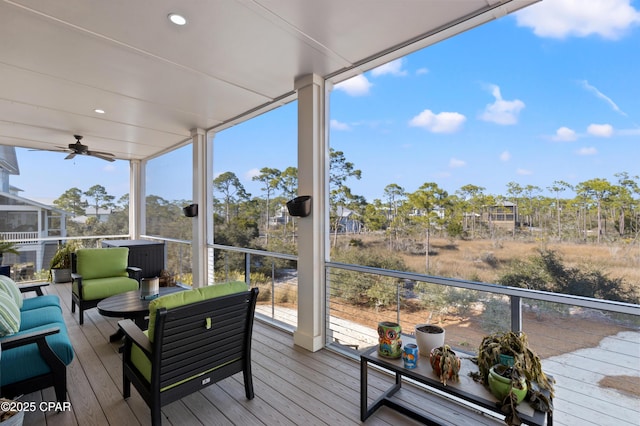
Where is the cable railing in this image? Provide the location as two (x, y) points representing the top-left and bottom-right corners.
(212, 243), (298, 328)
(325, 261), (640, 426)
(12, 235), (637, 425)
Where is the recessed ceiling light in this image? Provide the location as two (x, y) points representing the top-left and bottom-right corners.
(94, 109), (105, 114)
(168, 13), (187, 26)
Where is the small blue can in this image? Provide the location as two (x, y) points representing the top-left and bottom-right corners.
(403, 343), (419, 369)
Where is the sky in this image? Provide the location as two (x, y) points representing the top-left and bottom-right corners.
(12, 0), (640, 206)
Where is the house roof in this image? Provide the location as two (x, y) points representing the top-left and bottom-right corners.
(0, 146), (19, 175)
(0, 0), (537, 161)
(0, 191), (68, 214)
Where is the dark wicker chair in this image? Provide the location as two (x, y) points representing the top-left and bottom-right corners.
(119, 286), (258, 426)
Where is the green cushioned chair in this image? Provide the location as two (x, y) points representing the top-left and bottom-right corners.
(71, 247), (141, 325)
(118, 282), (258, 426)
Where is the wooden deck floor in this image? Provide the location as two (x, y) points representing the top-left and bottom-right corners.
(20, 282), (505, 426)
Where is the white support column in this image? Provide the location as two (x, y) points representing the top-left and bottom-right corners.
(293, 74), (329, 352)
(129, 159), (144, 239)
(191, 128), (210, 288)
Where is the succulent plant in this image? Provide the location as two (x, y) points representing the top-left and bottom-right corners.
(429, 345), (460, 386)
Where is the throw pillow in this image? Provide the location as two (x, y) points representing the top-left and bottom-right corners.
(0, 290), (20, 336)
(0, 275), (23, 309)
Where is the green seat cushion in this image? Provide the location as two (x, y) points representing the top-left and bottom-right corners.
(0, 275), (23, 309)
(76, 247), (130, 280)
(21, 295), (61, 312)
(0, 322), (74, 386)
(147, 281), (248, 342)
(130, 330), (152, 384)
(20, 306), (65, 330)
(73, 277), (139, 300)
(130, 330), (237, 392)
(0, 291), (20, 337)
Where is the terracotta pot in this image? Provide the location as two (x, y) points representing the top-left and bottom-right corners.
(414, 324), (444, 357)
(429, 347), (460, 385)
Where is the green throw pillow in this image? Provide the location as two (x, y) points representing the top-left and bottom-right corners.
(0, 275), (23, 309)
(0, 290), (20, 337)
(147, 281), (248, 342)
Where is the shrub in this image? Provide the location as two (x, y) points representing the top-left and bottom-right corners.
(497, 249), (638, 304)
(330, 247), (407, 308)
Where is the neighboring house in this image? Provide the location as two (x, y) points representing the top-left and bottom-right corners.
(0, 146), (68, 274)
(408, 206), (446, 220)
(483, 201), (518, 231)
(270, 205), (290, 226)
(72, 206), (112, 224)
(334, 206), (362, 234)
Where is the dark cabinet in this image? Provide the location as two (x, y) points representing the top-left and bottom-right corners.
(102, 239), (165, 278)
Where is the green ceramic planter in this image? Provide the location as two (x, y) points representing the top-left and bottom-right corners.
(488, 364), (527, 403)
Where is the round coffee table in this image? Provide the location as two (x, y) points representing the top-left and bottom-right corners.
(97, 286), (185, 342)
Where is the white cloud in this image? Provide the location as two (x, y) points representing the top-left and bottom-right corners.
(479, 84), (525, 125)
(371, 58), (408, 77)
(416, 67), (429, 75)
(449, 158), (466, 168)
(330, 119), (351, 131)
(515, 0), (640, 40)
(102, 164), (117, 173)
(245, 168), (260, 180)
(517, 168), (533, 176)
(500, 151), (511, 162)
(334, 74), (372, 96)
(579, 80), (627, 116)
(552, 126), (578, 141)
(587, 123), (614, 137)
(618, 128), (640, 136)
(409, 109), (466, 133)
(577, 147), (598, 155)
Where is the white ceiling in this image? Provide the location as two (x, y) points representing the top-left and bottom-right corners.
(0, 0), (537, 161)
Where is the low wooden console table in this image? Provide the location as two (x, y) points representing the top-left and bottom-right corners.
(360, 338), (551, 426)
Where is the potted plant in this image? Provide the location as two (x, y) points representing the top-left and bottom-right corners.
(429, 345), (460, 386)
(0, 239), (19, 265)
(49, 241), (79, 283)
(414, 323), (445, 358)
(474, 331), (554, 426)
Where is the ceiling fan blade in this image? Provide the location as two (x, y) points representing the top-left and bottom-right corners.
(88, 152), (116, 162)
(65, 152), (76, 160)
(88, 150), (115, 157)
(29, 146), (70, 152)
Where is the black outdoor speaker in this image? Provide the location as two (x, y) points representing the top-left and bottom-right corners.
(183, 203), (198, 217)
(286, 195), (311, 217)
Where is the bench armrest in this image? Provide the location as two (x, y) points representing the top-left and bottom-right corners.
(18, 281), (50, 296)
(0, 326), (60, 350)
(118, 319), (152, 356)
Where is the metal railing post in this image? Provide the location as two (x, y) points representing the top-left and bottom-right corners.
(272, 260), (276, 318)
(244, 253), (251, 285)
(397, 281), (401, 324)
(510, 295), (522, 332)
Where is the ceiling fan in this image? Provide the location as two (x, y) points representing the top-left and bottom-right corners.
(52, 135), (116, 162)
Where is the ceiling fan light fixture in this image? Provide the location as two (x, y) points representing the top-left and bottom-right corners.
(168, 13), (187, 26)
